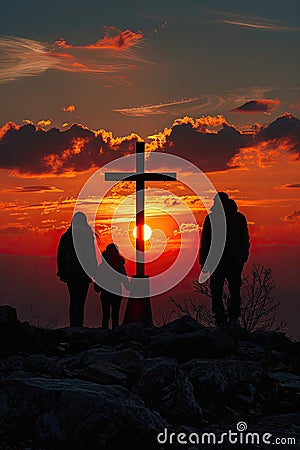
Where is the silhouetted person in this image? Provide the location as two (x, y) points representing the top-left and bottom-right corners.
(94, 243), (130, 329)
(200, 193), (250, 326)
(57, 212), (97, 327)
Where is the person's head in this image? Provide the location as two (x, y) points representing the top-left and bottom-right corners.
(225, 198), (238, 214)
(71, 211), (89, 229)
(105, 243), (119, 254)
(213, 192), (229, 205)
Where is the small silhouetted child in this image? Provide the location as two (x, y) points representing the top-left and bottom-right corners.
(94, 243), (130, 329)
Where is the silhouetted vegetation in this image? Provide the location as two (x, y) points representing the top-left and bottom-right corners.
(171, 264), (286, 332)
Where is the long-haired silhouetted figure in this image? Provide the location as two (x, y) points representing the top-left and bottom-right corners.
(57, 212), (97, 327)
(200, 192), (250, 326)
(94, 243), (130, 329)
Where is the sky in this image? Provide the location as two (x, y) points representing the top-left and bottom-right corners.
(0, 0), (299, 335)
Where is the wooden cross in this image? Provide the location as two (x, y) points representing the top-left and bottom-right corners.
(105, 141), (177, 278)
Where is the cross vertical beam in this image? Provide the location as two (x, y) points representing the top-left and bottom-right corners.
(136, 141), (145, 277)
(104, 141), (177, 326)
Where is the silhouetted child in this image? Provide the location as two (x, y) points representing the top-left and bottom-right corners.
(94, 243), (130, 329)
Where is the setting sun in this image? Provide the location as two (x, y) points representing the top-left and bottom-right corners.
(133, 224), (152, 241)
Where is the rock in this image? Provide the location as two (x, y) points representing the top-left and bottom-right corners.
(64, 346), (144, 370)
(149, 327), (236, 362)
(182, 359), (263, 404)
(75, 361), (128, 385)
(235, 340), (268, 361)
(161, 315), (205, 334)
(250, 330), (291, 352)
(0, 354), (64, 378)
(0, 373), (165, 449)
(0, 306), (298, 449)
(133, 357), (201, 423)
(268, 372), (300, 393)
(63, 347), (144, 387)
(0, 305), (18, 326)
(251, 413), (299, 444)
(0, 306), (36, 356)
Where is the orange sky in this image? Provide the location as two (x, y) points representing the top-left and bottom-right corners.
(0, 114), (299, 336)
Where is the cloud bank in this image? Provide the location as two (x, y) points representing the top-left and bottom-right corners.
(0, 113), (299, 176)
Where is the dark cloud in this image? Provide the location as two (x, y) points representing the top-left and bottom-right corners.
(159, 121), (248, 171)
(286, 184), (300, 188)
(256, 113), (300, 157)
(0, 113), (299, 176)
(277, 183), (300, 189)
(231, 99), (280, 114)
(0, 123), (138, 176)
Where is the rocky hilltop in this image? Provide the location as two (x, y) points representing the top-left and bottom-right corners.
(0, 305), (299, 449)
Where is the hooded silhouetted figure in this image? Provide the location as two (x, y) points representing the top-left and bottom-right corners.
(57, 212), (97, 327)
(200, 193), (250, 326)
(94, 243), (130, 329)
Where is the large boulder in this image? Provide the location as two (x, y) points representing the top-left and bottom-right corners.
(0, 373), (166, 449)
(134, 357), (201, 423)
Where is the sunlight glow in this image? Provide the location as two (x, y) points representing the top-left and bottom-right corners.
(133, 224), (152, 241)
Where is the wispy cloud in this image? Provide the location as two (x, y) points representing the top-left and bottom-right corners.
(0, 28), (145, 83)
(0, 185), (64, 194)
(173, 223), (200, 236)
(211, 11), (300, 32)
(112, 97), (199, 117)
(222, 20), (300, 32)
(183, 87), (277, 115)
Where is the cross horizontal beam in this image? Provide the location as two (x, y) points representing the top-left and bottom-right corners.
(105, 172), (177, 182)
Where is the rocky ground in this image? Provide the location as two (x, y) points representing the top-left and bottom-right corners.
(0, 305), (299, 449)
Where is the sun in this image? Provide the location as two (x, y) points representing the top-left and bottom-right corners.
(133, 224), (152, 241)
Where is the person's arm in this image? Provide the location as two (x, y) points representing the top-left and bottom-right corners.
(57, 234), (68, 281)
(120, 264), (131, 291)
(77, 231), (99, 280)
(93, 263), (102, 293)
(240, 213), (250, 263)
(200, 215), (211, 266)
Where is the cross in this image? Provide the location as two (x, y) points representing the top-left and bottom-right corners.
(105, 141), (177, 278)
